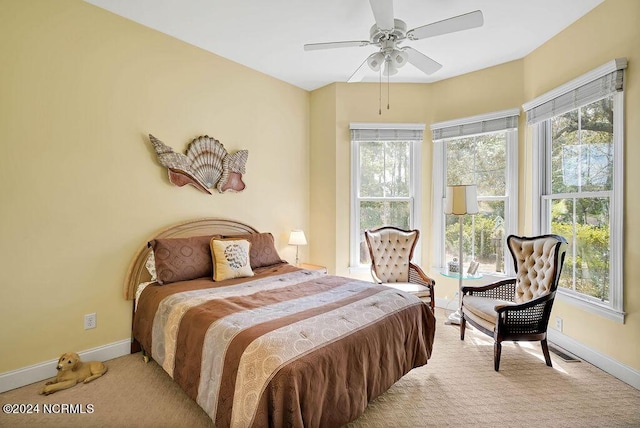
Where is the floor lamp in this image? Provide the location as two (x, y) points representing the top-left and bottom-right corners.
(444, 184), (478, 325)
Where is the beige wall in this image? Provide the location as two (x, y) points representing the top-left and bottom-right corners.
(310, 0), (639, 371)
(309, 85), (337, 273)
(0, 0), (309, 372)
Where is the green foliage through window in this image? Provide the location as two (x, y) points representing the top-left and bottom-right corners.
(357, 140), (415, 264)
(445, 132), (509, 273)
(546, 96), (614, 302)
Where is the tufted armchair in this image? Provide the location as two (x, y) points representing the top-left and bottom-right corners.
(364, 226), (435, 309)
(460, 234), (568, 371)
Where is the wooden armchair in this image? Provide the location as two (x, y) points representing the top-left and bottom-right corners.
(364, 226), (436, 309)
(460, 234), (568, 371)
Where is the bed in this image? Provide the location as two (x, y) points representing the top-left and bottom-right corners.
(124, 218), (436, 427)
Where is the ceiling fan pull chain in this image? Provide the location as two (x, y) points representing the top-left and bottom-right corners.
(387, 71), (390, 110)
(378, 67), (382, 115)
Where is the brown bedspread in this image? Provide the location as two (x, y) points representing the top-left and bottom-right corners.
(133, 264), (436, 427)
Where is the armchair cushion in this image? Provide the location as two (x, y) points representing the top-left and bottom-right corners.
(462, 295), (515, 331)
(462, 308), (495, 333)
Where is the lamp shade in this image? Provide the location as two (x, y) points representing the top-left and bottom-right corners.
(288, 230), (307, 246)
(444, 185), (479, 215)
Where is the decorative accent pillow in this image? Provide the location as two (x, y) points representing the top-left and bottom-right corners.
(149, 235), (219, 285)
(226, 233), (286, 269)
(211, 238), (254, 281)
(145, 250), (157, 281)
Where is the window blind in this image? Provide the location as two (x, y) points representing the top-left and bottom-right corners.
(523, 58), (627, 125)
(430, 108), (519, 141)
(350, 123), (424, 142)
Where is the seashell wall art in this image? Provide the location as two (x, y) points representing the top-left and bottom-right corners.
(148, 134), (248, 194)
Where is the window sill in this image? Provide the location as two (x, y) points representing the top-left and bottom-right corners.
(349, 265), (369, 275)
(556, 290), (625, 324)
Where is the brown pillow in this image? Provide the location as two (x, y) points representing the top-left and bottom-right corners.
(226, 233), (286, 269)
(149, 235), (219, 284)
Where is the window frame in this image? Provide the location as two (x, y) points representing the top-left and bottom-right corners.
(431, 109), (520, 276)
(526, 59), (626, 323)
(349, 123), (423, 270)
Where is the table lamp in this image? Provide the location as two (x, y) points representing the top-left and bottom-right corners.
(288, 229), (307, 266)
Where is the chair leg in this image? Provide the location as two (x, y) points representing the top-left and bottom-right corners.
(541, 338), (553, 367)
(494, 341), (502, 371)
(460, 316), (466, 340)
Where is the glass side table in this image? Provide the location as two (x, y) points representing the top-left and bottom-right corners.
(440, 272), (484, 280)
(440, 271), (484, 325)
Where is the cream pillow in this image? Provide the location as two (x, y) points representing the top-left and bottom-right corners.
(211, 238), (254, 281)
(145, 250), (157, 281)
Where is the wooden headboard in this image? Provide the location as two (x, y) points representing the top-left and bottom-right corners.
(123, 218), (259, 300)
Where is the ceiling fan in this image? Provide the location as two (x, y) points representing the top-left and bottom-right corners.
(303, 0), (484, 82)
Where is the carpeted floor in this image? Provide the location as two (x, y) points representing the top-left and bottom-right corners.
(1, 309), (638, 427)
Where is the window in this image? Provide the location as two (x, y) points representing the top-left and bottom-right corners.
(350, 123), (423, 268)
(524, 58), (626, 322)
(431, 109), (519, 275)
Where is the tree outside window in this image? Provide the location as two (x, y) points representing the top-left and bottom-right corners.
(445, 131), (511, 273)
(431, 109), (519, 276)
(350, 124), (423, 269)
(358, 140), (414, 264)
(546, 96), (614, 302)
(526, 59), (625, 321)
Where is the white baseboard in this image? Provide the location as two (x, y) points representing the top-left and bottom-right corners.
(435, 297), (458, 313)
(548, 329), (640, 390)
(0, 339), (131, 394)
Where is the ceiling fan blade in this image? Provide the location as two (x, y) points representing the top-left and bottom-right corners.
(369, 0), (395, 31)
(404, 47), (442, 75)
(408, 10), (483, 40)
(304, 40), (370, 51)
(347, 55), (374, 83)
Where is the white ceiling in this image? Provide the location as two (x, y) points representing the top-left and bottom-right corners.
(84, 0), (604, 91)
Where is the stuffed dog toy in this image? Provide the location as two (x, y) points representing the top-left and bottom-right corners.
(40, 352), (107, 395)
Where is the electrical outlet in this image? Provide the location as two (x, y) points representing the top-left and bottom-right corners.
(84, 313), (97, 330)
(555, 316), (563, 332)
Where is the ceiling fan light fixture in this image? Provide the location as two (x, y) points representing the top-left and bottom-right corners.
(367, 51), (385, 71)
(383, 59), (398, 76)
(391, 48), (408, 68)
